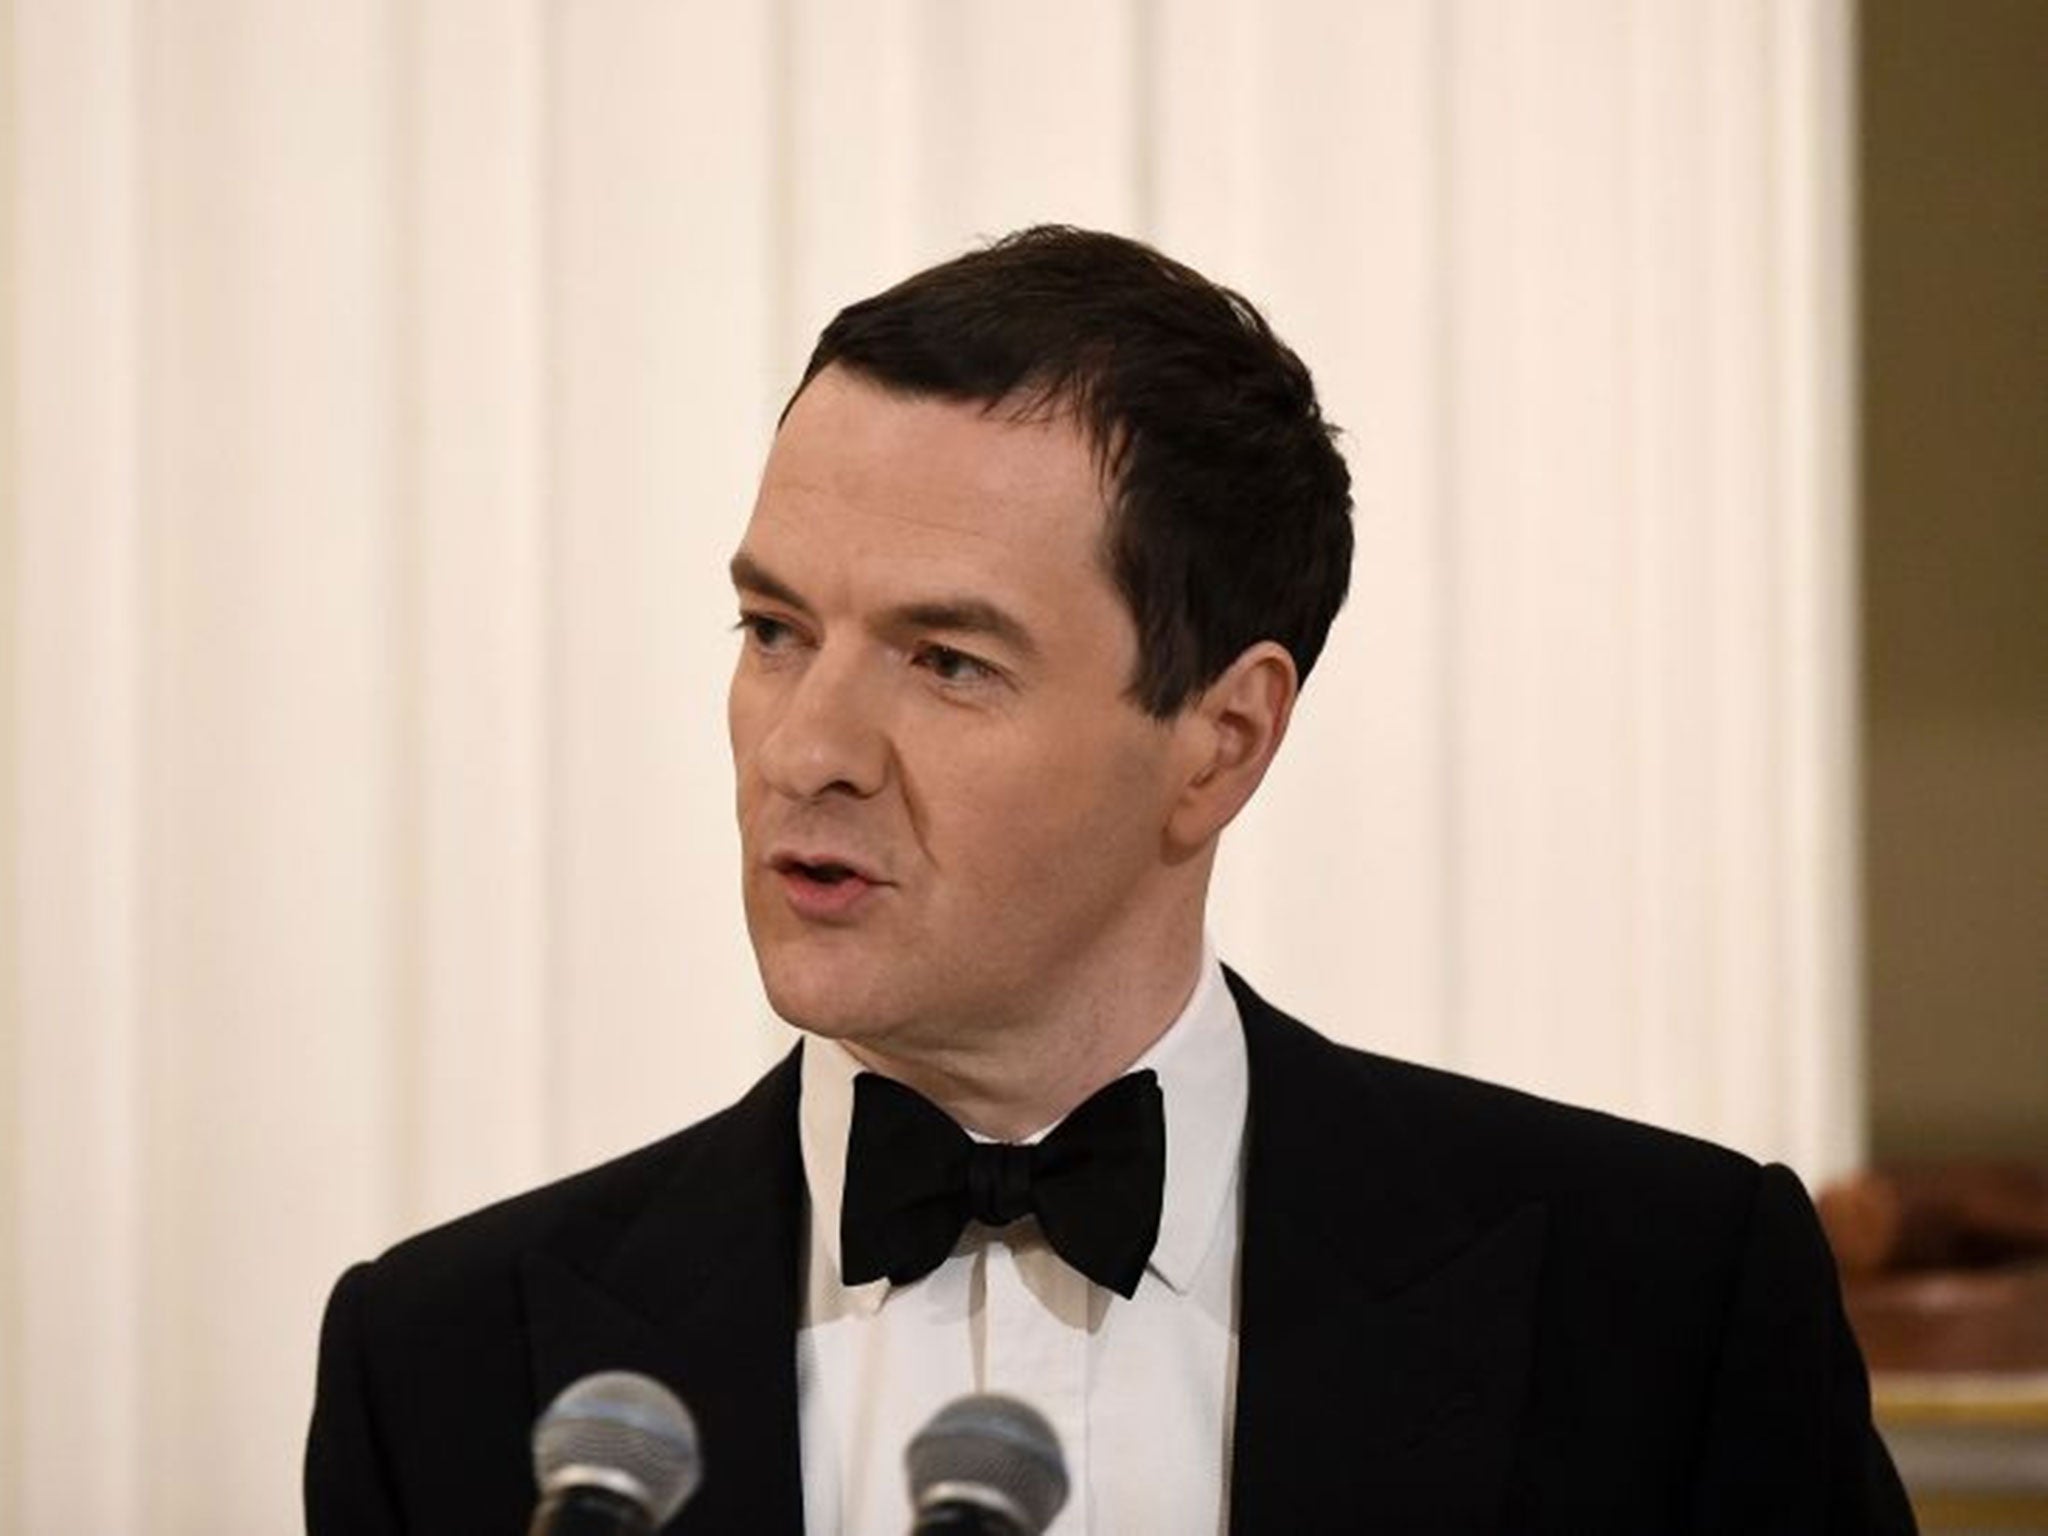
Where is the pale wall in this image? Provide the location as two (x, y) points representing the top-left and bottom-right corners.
(1, 2), (1857, 1528)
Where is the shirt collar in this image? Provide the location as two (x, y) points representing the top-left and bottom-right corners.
(798, 945), (1248, 1307)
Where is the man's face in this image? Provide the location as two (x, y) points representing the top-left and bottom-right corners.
(729, 367), (1191, 1058)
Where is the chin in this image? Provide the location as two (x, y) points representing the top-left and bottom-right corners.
(755, 951), (893, 1043)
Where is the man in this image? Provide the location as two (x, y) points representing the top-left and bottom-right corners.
(308, 227), (1913, 1533)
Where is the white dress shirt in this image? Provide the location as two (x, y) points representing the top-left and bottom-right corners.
(795, 951), (1248, 1536)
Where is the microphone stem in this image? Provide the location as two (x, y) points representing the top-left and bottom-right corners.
(528, 1485), (655, 1536)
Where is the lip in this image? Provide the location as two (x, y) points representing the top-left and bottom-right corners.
(768, 847), (885, 885)
(766, 848), (891, 922)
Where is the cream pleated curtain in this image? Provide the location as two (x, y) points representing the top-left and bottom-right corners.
(1, 0), (1855, 1528)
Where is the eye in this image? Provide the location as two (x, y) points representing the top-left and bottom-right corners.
(915, 643), (999, 686)
(734, 612), (801, 654)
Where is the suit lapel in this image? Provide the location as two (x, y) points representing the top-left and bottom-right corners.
(521, 1051), (809, 1535)
(1228, 976), (1546, 1534)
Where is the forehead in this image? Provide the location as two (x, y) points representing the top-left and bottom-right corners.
(743, 368), (1114, 593)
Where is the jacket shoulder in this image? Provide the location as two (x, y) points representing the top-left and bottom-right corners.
(1354, 1040), (1756, 1206)
(355, 1049), (801, 1326)
(1230, 970), (1767, 1244)
(308, 1051), (805, 1534)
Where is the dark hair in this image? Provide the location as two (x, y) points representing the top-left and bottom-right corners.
(788, 225), (1354, 717)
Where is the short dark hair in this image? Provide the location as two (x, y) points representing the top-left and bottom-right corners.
(788, 225), (1354, 717)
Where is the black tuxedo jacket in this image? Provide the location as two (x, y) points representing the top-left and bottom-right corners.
(307, 973), (1913, 1533)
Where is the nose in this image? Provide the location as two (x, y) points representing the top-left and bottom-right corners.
(747, 647), (890, 802)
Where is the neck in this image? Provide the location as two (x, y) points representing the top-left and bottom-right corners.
(845, 931), (1207, 1140)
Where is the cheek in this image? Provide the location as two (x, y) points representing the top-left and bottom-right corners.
(919, 721), (1171, 894)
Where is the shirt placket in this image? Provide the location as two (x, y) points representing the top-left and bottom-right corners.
(980, 1224), (1090, 1534)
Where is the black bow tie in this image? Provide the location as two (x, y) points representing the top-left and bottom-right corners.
(839, 1069), (1166, 1299)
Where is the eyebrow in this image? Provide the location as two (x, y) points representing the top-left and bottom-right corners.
(730, 550), (1042, 661)
(729, 551), (807, 611)
(890, 597), (1043, 661)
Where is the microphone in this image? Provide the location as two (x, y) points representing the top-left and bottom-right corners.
(528, 1370), (702, 1535)
(905, 1394), (1069, 1535)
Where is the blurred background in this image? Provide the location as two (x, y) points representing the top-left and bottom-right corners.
(1, 0), (2040, 1530)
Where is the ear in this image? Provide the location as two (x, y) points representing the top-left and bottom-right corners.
(1164, 641), (1299, 852)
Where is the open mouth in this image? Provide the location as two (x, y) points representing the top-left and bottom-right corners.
(794, 861), (857, 885)
(774, 854), (875, 887)
(772, 854), (882, 917)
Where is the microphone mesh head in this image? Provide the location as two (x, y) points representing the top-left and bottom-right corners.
(532, 1370), (701, 1525)
(906, 1394), (1069, 1536)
